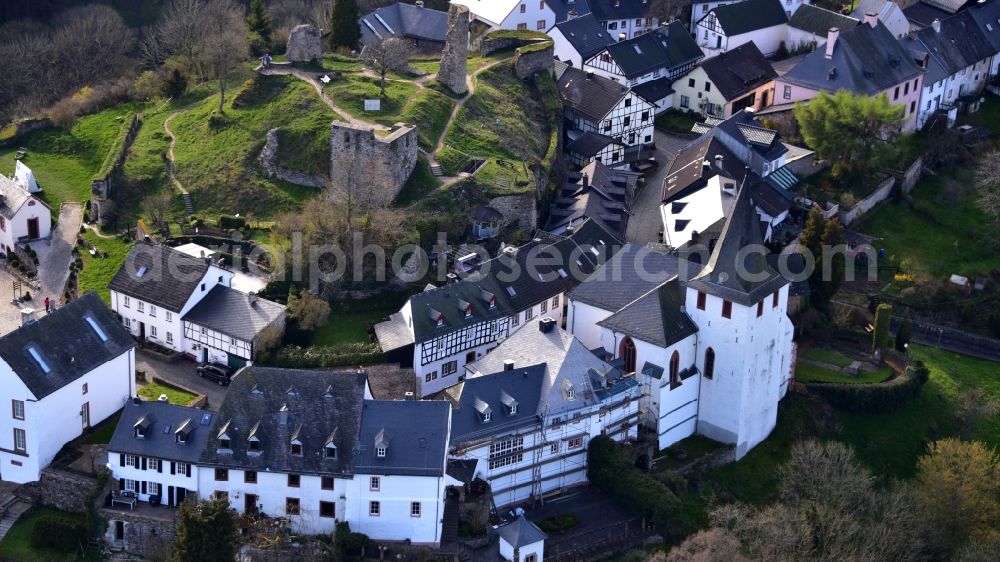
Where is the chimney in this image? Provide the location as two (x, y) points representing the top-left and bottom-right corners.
(20, 308), (36, 326)
(691, 230), (700, 244)
(864, 12), (877, 28)
(585, 71), (594, 80)
(539, 317), (556, 333)
(714, 154), (725, 173)
(568, 10), (578, 19)
(278, 404), (289, 425)
(415, 0), (423, 6)
(825, 28), (839, 59)
(614, 0), (621, 6)
(503, 359), (515, 371)
(247, 292), (257, 306)
(932, 18), (941, 33)
(582, 173), (589, 187)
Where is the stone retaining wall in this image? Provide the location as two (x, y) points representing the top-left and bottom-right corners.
(259, 128), (327, 188)
(17, 468), (97, 513)
(0, 118), (53, 148)
(514, 44), (554, 79)
(102, 508), (177, 560)
(91, 114), (141, 226)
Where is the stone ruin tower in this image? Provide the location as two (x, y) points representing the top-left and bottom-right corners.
(438, 4), (470, 95)
(286, 24), (322, 62)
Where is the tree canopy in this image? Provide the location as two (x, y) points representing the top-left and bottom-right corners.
(795, 90), (906, 179)
(330, 0), (361, 50)
(171, 498), (240, 562)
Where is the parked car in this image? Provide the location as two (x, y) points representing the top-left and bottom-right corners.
(630, 158), (659, 174)
(197, 363), (234, 385)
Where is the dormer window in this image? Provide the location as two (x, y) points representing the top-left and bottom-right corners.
(220, 437), (231, 450)
(567, 388), (575, 400)
(562, 379), (576, 400)
(325, 444), (338, 459)
(133, 414), (152, 438)
(175, 419), (192, 444)
(291, 441), (302, 456)
(500, 390), (518, 416)
(483, 411), (492, 422)
(248, 438), (261, 452)
(474, 397), (492, 423)
(376, 446), (387, 458)
(510, 404), (517, 414)
(374, 428), (389, 458)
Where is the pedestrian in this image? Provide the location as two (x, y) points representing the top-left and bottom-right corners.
(44, 296), (49, 313)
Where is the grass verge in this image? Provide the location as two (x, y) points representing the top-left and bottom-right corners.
(78, 231), (134, 304)
(0, 507), (90, 562)
(138, 380), (197, 405)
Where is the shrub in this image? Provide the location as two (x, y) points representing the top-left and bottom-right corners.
(272, 343), (384, 368)
(335, 521), (370, 556)
(29, 514), (87, 552)
(807, 361), (929, 413)
(218, 215), (247, 230)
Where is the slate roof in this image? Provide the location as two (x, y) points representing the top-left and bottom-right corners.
(661, 136), (743, 202)
(780, 21), (925, 95)
(789, 3), (859, 36)
(597, 279), (698, 348)
(552, 13), (616, 60)
(969, 0), (1000, 52)
(699, 42), (777, 101)
(557, 65), (628, 121)
(448, 364), (546, 443)
(588, 0), (652, 21)
(109, 243), (215, 312)
(711, 110), (789, 162)
(378, 219), (621, 346)
(601, 22), (703, 79)
(546, 0), (593, 22)
(109, 400), (213, 464)
(546, 160), (639, 237)
(569, 243), (690, 312)
(706, 0), (789, 35)
(182, 285), (285, 342)
(914, 11), (995, 78)
(632, 76), (675, 104)
(0, 292), (135, 400)
(496, 516), (548, 548)
(354, 400), (450, 477)
(360, 2), (448, 43)
(566, 132), (626, 158)
(0, 173), (38, 220)
(904, 1), (954, 28)
(686, 178), (788, 306)
(198, 366), (367, 476)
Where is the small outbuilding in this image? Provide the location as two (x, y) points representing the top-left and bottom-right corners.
(495, 515), (546, 562)
(471, 206), (504, 239)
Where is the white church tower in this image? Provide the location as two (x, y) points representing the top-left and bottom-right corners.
(684, 179), (795, 459)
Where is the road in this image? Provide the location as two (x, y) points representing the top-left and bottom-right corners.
(625, 130), (695, 244)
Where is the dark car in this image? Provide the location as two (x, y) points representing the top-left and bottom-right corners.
(197, 363), (234, 385)
(630, 158), (659, 174)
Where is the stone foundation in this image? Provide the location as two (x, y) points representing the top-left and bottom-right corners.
(17, 468), (97, 513)
(330, 121), (417, 204)
(102, 509), (177, 561)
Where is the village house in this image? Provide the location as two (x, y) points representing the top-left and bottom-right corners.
(1, 292), (136, 484)
(495, 516), (547, 562)
(903, 11), (994, 129)
(447, 317), (641, 507)
(786, 3), (859, 51)
(359, 2), (450, 53)
(107, 367), (452, 543)
(851, 0), (910, 38)
(556, 64), (657, 165)
(373, 219), (621, 397)
(775, 14), (926, 131)
(0, 172), (51, 255)
(585, 0), (659, 39)
(568, 180), (796, 455)
(548, 12), (617, 67)
(109, 243), (285, 369)
(969, 0), (1000, 76)
(545, 160), (640, 238)
(671, 42), (777, 119)
(582, 21), (703, 92)
(695, 0), (790, 58)
(691, 0), (811, 30)
(450, 0), (557, 32)
(904, 0), (972, 31)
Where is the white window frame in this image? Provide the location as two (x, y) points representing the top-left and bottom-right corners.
(13, 428), (26, 451)
(369, 500), (380, 516)
(125, 454), (139, 468)
(370, 476), (380, 491)
(411, 502), (421, 517)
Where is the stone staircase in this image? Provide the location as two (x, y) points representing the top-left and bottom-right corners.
(181, 193), (194, 214)
(442, 493), (459, 543)
(430, 162), (444, 177)
(0, 496), (30, 541)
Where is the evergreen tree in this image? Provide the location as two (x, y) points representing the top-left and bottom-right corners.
(246, 0), (272, 53)
(872, 303), (892, 357)
(162, 68), (188, 99)
(330, 0), (361, 50)
(814, 216), (846, 305)
(896, 314), (912, 352)
(171, 498), (239, 562)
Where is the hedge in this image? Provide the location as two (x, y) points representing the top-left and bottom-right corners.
(29, 514), (87, 553)
(218, 215), (247, 230)
(272, 343), (384, 368)
(587, 437), (686, 540)
(806, 361), (929, 413)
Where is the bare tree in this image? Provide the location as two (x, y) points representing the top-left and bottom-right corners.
(196, 0), (250, 114)
(361, 37), (411, 98)
(142, 190), (175, 232)
(647, 0), (687, 22)
(158, 0), (209, 78)
(974, 150), (1000, 222)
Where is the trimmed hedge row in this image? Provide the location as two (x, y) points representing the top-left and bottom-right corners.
(272, 343), (385, 368)
(806, 361), (930, 412)
(29, 514), (87, 553)
(587, 436), (684, 540)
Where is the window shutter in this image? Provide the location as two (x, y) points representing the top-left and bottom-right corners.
(170, 462), (176, 475)
(119, 453), (125, 467)
(141, 481), (147, 494)
(158, 459), (163, 473)
(186, 464), (191, 477)
(141, 457), (147, 471)
(119, 478), (125, 491)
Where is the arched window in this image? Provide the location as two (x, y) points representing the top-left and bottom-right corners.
(619, 337), (637, 374)
(704, 348), (715, 380)
(669, 351), (681, 389)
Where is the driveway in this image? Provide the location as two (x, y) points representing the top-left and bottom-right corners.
(0, 203), (82, 336)
(136, 349), (229, 409)
(625, 130), (695, 244)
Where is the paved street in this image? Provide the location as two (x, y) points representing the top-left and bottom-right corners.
(136, 350), (229, 409)
(0, 203), (82, 336)
(626, 130), (695, 244)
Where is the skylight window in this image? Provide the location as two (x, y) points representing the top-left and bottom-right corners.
(83, 315), (109, 342)
(506, 286), (517, 297)
(27, 345), (50, 373)
(136, 266), (147, 278)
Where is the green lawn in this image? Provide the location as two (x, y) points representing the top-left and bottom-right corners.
(138, 380), (197, 405)
(861, 166), (1000, 280)
(799, 347), (855, 368)
(394, 156), (441, 207)
(84, 411), (121, 445)
(163, 72), (334, 218)
(654, 109), (699, 134)
(311, 293), (413, 346)
(795, 363), (892, 384)
(0, 507), (90, 562)
(78, 231), (134, 304)
(0, 103), (145, 209)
